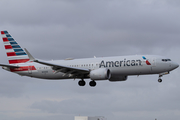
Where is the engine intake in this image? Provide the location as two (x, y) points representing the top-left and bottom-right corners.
(90, 68), (111, 80)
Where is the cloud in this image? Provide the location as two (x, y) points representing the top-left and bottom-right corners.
(0, 72), (26, 97)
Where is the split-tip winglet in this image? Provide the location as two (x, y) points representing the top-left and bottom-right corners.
(24, 48), (35, 61)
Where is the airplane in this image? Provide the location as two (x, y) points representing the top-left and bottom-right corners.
(0, 30), (179, 87)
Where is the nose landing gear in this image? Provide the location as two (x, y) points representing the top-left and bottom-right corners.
(158, 78), (162, 83)
(158, 75), (162, 83)
(158, 72), (169, 83)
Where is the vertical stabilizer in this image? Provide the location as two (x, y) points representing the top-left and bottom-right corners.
(1, 31), (30, 64)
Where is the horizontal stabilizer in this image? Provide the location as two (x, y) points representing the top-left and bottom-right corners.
(0, 63), (19, 68)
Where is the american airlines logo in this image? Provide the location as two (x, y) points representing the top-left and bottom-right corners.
(142, 56), (151, 65)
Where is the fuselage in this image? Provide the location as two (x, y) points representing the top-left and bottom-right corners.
(4, 55), (179, 80)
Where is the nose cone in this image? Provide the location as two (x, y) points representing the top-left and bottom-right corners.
(171, 62), (179, 70)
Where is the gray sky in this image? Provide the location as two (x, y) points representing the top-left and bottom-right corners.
(0, 0), (180, 120)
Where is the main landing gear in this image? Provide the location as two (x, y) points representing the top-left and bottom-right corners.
(78, 79), (97, 87)
(78, 79), (86, 86)
(89, 80), (96, 87)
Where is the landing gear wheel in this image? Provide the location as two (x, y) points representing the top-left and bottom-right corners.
(78, 80), (86, 86)
(158, 79), (162, 83)
(89, 81), (96, 87)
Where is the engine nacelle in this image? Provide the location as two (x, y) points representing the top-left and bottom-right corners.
(90, 68), (111, 80)
(109, 75), (128, 82)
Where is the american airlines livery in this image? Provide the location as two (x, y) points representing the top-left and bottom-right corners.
(0, 31), (179, 87)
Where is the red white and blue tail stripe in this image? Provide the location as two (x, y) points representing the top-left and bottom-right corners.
(1, 31), (30, 64)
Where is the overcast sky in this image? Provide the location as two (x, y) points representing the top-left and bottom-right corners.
(0, 0), (180, 120)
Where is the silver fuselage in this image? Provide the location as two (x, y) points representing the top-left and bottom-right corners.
(4, 55), (178, 80)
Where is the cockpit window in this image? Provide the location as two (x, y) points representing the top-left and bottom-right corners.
(162, 59), (171, 62)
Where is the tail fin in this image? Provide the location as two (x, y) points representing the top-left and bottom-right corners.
(1, 31), (30, 64)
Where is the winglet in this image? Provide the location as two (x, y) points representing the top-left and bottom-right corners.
(24, 48), (35, 61)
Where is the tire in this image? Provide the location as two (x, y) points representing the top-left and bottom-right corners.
(158, 79), (162, 83)
(78, 80), (86, 86)
(89, 81), (96, 87)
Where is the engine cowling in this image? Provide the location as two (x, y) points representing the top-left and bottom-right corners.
(109, 75), (128, 82)
(90, 68), (111, 80)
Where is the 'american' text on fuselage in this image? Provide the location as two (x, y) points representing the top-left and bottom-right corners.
(99, 59), (142, 68)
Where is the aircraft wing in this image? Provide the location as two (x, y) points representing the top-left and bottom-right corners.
(34, 59), (90, 74)
(24, 48), (90, 75)
(0, 64), (19, 68)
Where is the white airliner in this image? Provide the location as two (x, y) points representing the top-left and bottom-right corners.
(0, 31), (179, 87)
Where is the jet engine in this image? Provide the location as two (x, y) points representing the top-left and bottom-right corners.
(90, 68), (111, 80)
